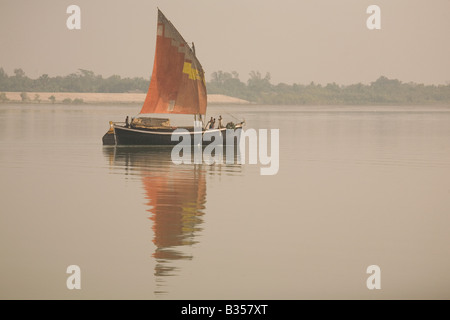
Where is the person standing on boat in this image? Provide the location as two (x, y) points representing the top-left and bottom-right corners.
(211, 118), (216, 129)
(205, 117), (213, 130)
(218, 115), (223, 128)
(125, 116), (129, 128)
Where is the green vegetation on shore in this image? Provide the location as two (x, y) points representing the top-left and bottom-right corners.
(0, 68), (149, 94)
(208, 71), (450, 105)
(1, 67), (450, 105)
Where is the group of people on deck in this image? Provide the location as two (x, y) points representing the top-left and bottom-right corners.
(124, 115), (223, 130)
(205, 115), (223, 130)
(125, 116), (133, 128)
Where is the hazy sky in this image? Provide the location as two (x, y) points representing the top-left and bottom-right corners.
(1, 0), (449, 85)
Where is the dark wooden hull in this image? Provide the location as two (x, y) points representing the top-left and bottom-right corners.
(102, 131), (116, 145)
(110, 125), (243, 146)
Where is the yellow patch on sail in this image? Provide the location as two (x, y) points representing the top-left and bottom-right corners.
(182, 62), (202, 81)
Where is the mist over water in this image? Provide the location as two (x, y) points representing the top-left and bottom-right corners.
(1, 103), (450, 299)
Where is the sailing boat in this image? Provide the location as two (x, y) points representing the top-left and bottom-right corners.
(102, 9), (244, 146)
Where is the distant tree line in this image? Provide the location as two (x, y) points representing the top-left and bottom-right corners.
(0, 68), (149, 93)
(1, 67), (450, 105)
(208, 71), (450, 105)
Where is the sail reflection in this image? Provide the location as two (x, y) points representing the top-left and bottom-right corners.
(104, 146), (241, 295)
(141, 155), (206, 265)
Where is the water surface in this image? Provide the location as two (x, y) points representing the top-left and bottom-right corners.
(1, 103), (450, 299)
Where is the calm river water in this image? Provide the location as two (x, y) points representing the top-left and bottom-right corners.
(1, 103), (449, 299)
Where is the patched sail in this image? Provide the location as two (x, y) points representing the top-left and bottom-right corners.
(139, 9), (207, 115)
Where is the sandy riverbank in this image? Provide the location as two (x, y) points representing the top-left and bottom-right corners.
(0, 92), (250, 104)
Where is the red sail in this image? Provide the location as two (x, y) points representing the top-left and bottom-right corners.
(139, 9), (207, 115)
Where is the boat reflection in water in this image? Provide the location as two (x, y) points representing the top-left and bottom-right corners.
(103, 146), (241, 295)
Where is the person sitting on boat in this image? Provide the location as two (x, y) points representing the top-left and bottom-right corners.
(218, 115), (223, 128)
